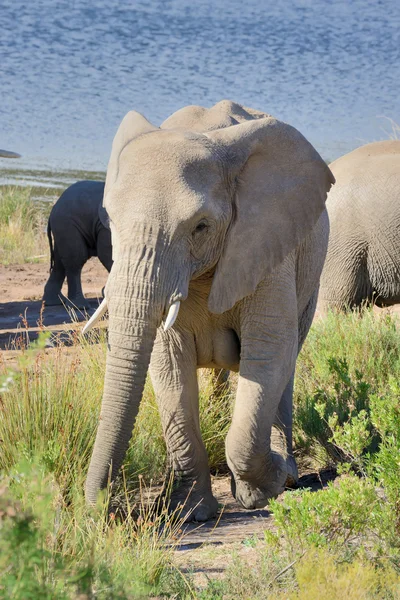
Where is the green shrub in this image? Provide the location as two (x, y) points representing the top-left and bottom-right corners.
(294, 308), (400, 467)
(270, 475), (380, 556)
(271, 549), (400, 600)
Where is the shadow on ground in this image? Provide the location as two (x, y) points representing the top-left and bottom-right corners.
(0, 297), (101, 349)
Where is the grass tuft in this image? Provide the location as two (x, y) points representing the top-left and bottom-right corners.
(0, 186), (50, 264)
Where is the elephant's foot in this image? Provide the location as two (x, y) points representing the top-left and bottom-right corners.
(159, 477), (218, 522)
(230, 451), (288, 510)
(42, 292), (68, 306)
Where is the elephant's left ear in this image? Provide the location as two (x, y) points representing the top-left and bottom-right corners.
(206, 117), (335, 314)
(104, 111), (159, 202)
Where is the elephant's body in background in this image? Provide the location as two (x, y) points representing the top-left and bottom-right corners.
(319, 141), (400, 310)
(84, 101), (334, 521)
(43, 180), (112, 308)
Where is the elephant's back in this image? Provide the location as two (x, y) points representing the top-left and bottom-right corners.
(51, 180), (105, 220)
(161, 100), (270, 132)
(327, 140), (400, 223)
(329, 141), (400, 189)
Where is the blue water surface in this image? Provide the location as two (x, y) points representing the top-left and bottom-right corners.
(1, 0), (399, 174)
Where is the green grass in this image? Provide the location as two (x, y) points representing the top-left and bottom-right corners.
(0, 335), (190, 598)
(0, 186), (50, 265)
(1, 308), (400, 597)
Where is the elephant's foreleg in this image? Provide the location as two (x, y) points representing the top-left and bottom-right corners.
(227, 276), (298, 510)
(150, 328), (218, 522)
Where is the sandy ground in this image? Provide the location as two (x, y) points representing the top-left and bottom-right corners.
(0, 258), (108, 350)
(0, 258), (108, 303)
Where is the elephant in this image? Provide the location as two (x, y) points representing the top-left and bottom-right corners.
(83, 100), (334, 521)
(319, 141), (400, 310)
(43, 180), (112, 308)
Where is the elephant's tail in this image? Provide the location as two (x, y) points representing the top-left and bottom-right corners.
(47, 220), (54, 273)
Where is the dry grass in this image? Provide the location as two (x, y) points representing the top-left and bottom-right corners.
(0, 186), (49, 265)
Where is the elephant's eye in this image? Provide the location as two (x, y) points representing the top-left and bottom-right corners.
(193, 220), (209, 236)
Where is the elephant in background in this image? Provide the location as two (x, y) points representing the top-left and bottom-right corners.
(83, 100), (334, 521)
(43, 180), (112, 308)
(319, 141), (400, 310)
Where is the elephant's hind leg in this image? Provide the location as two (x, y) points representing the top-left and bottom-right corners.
(273, 372), (298, 487)
(42, 246), (67, 306)
(62, 235), (91, 309)
(273, 291), (319, 489)
(149, 328), (218, 522)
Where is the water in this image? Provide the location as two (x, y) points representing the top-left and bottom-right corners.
(1, 0), (399, 184)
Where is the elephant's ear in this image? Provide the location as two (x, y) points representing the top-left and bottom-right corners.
(206, 117), (335, 314)
(104, 111), (158, 200)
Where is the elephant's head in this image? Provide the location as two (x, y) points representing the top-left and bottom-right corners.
(84, 101), (334, 503)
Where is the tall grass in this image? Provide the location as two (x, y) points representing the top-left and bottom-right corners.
(0, 186), (49, 264)
(0, 328), (233, 493)
(0, 335), (190, 598)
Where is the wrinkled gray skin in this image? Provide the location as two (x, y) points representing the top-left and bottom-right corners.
(319, 141), (400, 310)
(85, 100), (334, 521)
(43, 180), (112, 308)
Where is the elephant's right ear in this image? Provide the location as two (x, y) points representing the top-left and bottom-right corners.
(104, 111), (159, 200)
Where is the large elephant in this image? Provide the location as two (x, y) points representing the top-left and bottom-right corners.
(83, 100), (334, 521)
(319, 141), (400, 310)
(43, 180), (112, 308)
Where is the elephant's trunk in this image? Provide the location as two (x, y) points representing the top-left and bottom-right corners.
(85, 226), (171, 504)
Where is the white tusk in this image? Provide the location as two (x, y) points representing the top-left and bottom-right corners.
(163, 300), (180, 332)
(82, 298), (108, 334)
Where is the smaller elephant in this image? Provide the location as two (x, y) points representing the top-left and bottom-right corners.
(319, 141), (400, 310)
(43, 180), (112, 308)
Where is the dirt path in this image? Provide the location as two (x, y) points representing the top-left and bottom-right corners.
(178, 468), (335, 550)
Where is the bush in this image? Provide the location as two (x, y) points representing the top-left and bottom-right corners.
(272, 549), (400, 600)
(294, 308), (400, 467)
